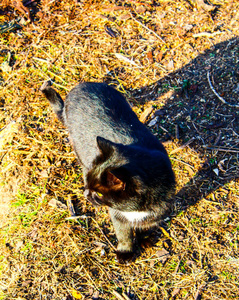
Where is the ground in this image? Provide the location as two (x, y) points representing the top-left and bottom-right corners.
(0, 0), (238, 299)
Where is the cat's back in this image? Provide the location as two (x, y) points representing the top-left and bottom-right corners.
(63, 82), (165, 156)
(65, 82), (134, 115)
(63, 82), (141, 134)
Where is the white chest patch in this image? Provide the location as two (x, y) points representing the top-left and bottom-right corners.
(120, 211), (150, 223)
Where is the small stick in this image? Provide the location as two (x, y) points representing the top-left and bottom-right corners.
(91, 217), (117, 251)
(170, 138), (195, 155)
(66, 196), (86, 221)
(207, 71), (239, 109)
(170, 158), (195, 169)
(67, 197), (76, 217)
(159, 125), (169, 133)
(194, 284), (204, 300)
(112, 290), (126, 300)
(122, 293), (131, 300)
(175, 124), (179, 140)
(66, 197), (89, 221)
(193, 31), (223, 38)
(214, 131), (222, 146)
(203, 146), (239, 153)
(130, 14), (165, 43)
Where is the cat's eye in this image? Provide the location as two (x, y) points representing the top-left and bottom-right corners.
(96, 191), (103, 197)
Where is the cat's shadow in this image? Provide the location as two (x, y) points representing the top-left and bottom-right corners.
(102, 37), (239, 259)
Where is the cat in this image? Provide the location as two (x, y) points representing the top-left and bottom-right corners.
(40, 80), (175, 263)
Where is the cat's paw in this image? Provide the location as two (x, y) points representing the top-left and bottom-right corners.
(116, 251), (135, 264)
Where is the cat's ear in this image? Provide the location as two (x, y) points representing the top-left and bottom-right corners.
(96, 136), (116, 157)
(110, 166), (144, 194)
(106, 171), (126, 192)
(106, 166), (131, 191)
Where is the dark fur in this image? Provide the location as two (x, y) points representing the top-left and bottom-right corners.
(40, 81), (175, 263)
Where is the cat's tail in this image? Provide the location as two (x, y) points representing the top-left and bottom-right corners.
(40, 80), (65, 124)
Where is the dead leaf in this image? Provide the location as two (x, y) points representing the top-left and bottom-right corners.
(91, 241), (106, 253)
(102, 6), (124, 12)
(218, 159), (227, 172)
(48, 199), (67, 210)
(148, 116), (158, 127)
(167, 60), (174, 70)
(155, 50), (163, 62)
(15, 240), (24, 251)
(135, 6), (146, 14)
(71, 289), (82, 299)
(92, 290), (100, 299)
(39, 169), (48, 178)
(1, 61), (12, 73)
(171, 288), (180, 297)
(156, 249), (170, 263)
(119, 13), (131, 20)
(146, 51), (154, 63)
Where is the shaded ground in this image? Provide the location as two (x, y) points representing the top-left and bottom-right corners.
(0, 1), (238, 299)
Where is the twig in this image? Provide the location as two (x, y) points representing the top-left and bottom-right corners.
(175, 124), (179, 140)
(112, 291), (130, 300)
(170, 138), (195, 155)
(159, 125), (169, 133)
(122, 293), (131, 300)
(115, 53), (141, 68)
(65, 197), (89, 221)
(130, 14), (165, 43)
(33, 57), (49, 63)
(171, 158), (195, 169)
(194, 284), (204, 300)
(112, 290), (126, 300)
(214, 131), (222, 146)
(67, 196), (76, 217)
(91, 217), (117, 251)
(207, 71), (239, 109)
(203, 146), (239, 153)
(65, 215), (88, 221)
(193, 31), (223, 38)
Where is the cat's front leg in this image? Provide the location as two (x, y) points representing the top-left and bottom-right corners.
(109, 208), (134, 263)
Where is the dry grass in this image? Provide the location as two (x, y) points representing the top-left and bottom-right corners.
(0, 0), (238, 299)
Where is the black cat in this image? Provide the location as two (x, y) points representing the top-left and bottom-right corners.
(40, 81), (175, 263)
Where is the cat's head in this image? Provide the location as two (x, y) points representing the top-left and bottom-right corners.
(84, 137), (175, 212)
